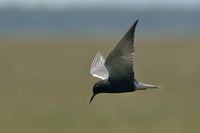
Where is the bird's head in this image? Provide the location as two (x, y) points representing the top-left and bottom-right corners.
(89, 80), (110, 103)
(89, 82), (102, 103)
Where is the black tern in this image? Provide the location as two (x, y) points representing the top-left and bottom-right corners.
(90, 20), (160, 103)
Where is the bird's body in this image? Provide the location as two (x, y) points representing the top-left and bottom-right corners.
(93, 80), (135, 94)
(90, 20), (160, 103)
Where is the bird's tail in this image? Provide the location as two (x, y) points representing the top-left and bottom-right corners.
(134, 81), (163, 90)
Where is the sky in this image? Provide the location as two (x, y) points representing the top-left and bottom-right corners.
(0, 0), (200, 10)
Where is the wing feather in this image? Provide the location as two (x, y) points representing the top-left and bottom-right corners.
(90, 50), (109, 80)
(105, 20), (138, 81)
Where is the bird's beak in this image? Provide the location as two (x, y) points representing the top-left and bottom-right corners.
(89, 94), (96, 103)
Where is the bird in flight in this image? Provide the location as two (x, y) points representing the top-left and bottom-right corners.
(90, 20), (160, 103)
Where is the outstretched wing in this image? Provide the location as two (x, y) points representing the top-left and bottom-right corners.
(90, 50), (109, 80)
(105, 20), (138, 81)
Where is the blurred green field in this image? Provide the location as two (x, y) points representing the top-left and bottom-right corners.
(0, 35), (200, 133)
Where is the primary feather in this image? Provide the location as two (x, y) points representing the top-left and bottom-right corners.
(105, 20), (138, 81)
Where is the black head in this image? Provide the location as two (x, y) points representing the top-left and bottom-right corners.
(89, 80), (110, 103)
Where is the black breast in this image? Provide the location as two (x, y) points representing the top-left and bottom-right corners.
(106, 80), (135, 93)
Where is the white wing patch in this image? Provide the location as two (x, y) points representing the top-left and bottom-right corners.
(90, 50), (109, 80)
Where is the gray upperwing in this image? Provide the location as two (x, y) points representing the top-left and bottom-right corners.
(105, 20), (138, 81)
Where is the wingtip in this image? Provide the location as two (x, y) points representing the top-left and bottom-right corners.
(99, 49), (102, 52)
(134, 19), (139, 25)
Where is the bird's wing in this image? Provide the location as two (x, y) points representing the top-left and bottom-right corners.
(90, 49), (109, 80)
(105, 20), (138, 81)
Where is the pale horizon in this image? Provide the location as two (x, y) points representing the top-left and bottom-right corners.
(0, 0), (200, 11)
